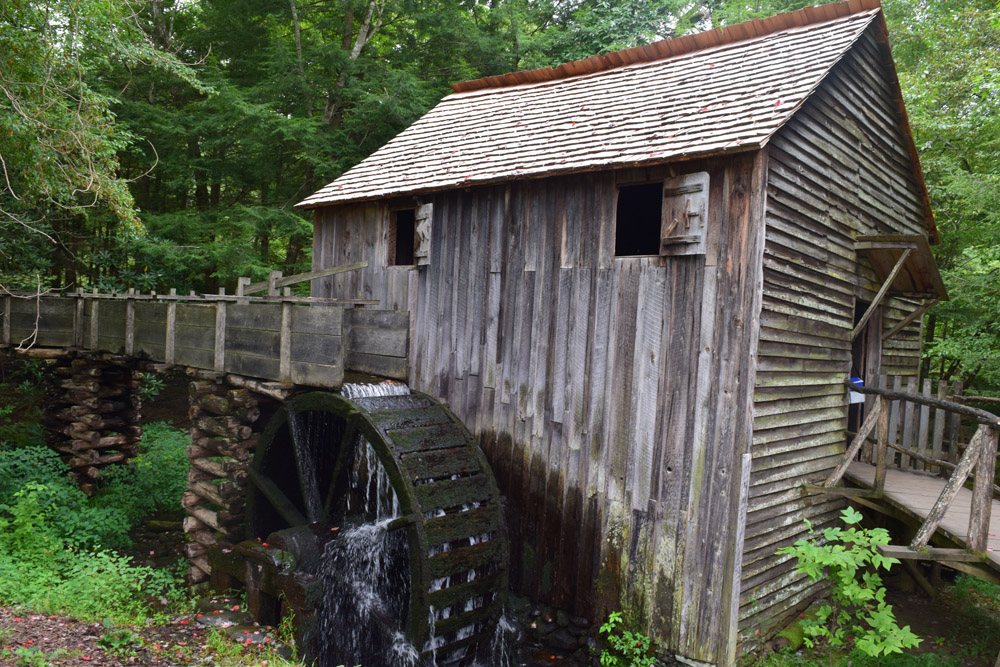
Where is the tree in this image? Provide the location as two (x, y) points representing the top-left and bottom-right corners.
(0, 0), (198, 289)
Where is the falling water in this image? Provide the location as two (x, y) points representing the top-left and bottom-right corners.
(342, 380), (411, 399)
(286, 402), (324, 522)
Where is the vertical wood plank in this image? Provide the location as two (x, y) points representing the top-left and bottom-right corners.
(214, 299), (227, 372)
(947, 380), (964, 461)
(125, 292), (136, 356)
(89, 294), (99, 350)
(887, 375), (902, 467)
(280, 301), (292, 382)
(875, 396), (889, 491)
(917, 378), (931, 470)
(932, 380), (947, 471)
(165, 288), (177, 365)
(901, 376), (916, 469)
(73, 289), (85, 348)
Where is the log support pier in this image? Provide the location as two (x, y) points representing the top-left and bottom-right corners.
(182, 369), (282, 584)
(43, 353), (143, 495)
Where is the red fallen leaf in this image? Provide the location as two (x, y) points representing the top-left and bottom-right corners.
(12, 618), (20, 622)
(196, 614), (202, 618)
(262, 542), (269, 546)
(232, 606), (240, 611)
(774, 99), (782, 106)
(244, 631), (250, 634)
(179, 620), (189, 625)
(700, 106), (708, 112)
(82, 657), (91, 662)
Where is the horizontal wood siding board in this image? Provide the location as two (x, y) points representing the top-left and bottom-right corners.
(175, 325), (216, 351)
(175, 347), (215, 369)
(176, 304), (216, 327)
(290, 332), (343, 365)
(345, 351), (408, 379)
(346, 326), (407, 358)
(227, 304), (281, 331)
(226, 326), (280, 358)
(225, 351), (280, 380)
(289, 361), (343, 388)
(291, 305), (343, 336)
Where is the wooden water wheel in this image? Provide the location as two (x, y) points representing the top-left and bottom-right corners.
(226, 389), (507, 666)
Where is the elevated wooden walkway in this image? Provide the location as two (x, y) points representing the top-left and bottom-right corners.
(817, 377), (1000, 586)
(845, 462), (1000, 580)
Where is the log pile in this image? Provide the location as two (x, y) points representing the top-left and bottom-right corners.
(44, 355), (142, 495)
(182, 370), (264, 584)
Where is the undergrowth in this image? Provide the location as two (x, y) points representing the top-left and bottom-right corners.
(0, 401), (191, 624)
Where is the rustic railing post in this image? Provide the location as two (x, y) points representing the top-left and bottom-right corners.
(214, 288), (227, 372)
(875, 395), (890, 492)
(947, 380), (964, 461)
(165, 288), (177, 365)
(268, 270), (282, 297)
(125, 288), (136, 356)
(911, 425), (988, 549)
(968, 426), (999, 551)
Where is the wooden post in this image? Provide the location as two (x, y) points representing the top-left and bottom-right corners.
(236, 277), (251, 297)
(932, 380), (947, 472)
(89, 288), (99, 350)
(73, 288), (85, 348)
(214, 288), (227, 372)
(968, 427), (999, 551)
(917, 379), (931, 471)
(901, 376), (917, 469)
(267, 270), (282, 297)
(875, 395), (890, 492)
(911, 425), (988, 549)
(279, 296), (292, 383)
(125, 289), (136, 356)
(165, 288), (177, 365)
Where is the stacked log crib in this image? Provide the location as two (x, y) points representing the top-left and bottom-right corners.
(44, 354), (142, 495)
(183, 370), (275, 583)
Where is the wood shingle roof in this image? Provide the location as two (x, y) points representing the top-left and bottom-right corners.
(298, 4), (882, 209)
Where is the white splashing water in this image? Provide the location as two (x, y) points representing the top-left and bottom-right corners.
(342, 380), (411, 399)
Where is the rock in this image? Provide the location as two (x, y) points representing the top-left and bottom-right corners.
(571, 615), (590, 628)
(557, 610), (570, 627)
(547, 628), (578, 652)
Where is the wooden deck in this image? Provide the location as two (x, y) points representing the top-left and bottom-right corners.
(845, 461), (1000, 572)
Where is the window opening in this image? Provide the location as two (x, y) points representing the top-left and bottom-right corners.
(389, 209), (416, 266)
(615, 183), (662, 257)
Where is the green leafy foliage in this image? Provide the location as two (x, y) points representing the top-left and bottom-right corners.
(599, 611), (655, 667)
(0, 420), (190, 623)
(777, 507), (921, 658)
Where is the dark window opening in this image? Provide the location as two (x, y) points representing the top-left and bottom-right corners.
(615, 183), (663, 256)
(389, 209), (416, 266)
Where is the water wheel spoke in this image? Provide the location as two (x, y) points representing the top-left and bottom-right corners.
(323, 420), (358, 523)
(286, 403), (324, 523)
(246, 467), (309, 527)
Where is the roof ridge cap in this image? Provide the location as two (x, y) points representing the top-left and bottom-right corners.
(450, 0), (880, 94)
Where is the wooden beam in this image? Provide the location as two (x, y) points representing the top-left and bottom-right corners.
(243, 261), (368, 295)
(279, 301), (292, 383)
(875, 396), (890, 492)
(824, 399), (881, 487)
(851, 247), (911, 341)
(124, 291), (135, 356)
(882, 299), (938, 342)
(804, 483), (881, 499)
(165, 288), (176, 365)
(879, 545), (984, 563)
(901, 559), (938, 599)
(911, 425), (989, 549)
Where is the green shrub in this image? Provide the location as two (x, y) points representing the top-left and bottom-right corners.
(599, 611), (655, 667)
(777, 507), (921, 658)
(0, 483), (188, 624)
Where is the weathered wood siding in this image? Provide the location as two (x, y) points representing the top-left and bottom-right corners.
(739, 26), (929, 645)
(312, 154), (767, 663)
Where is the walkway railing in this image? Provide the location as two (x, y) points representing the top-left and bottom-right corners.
(824, 377), (1000, 554)
(0, 261), (411, 388)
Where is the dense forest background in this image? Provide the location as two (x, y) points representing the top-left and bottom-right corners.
(1, 0), (998, 392)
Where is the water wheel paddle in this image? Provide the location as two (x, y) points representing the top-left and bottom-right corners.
(236, 388), (508, 666)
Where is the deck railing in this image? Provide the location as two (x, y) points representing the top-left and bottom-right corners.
(824, 376), (1000, 553)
